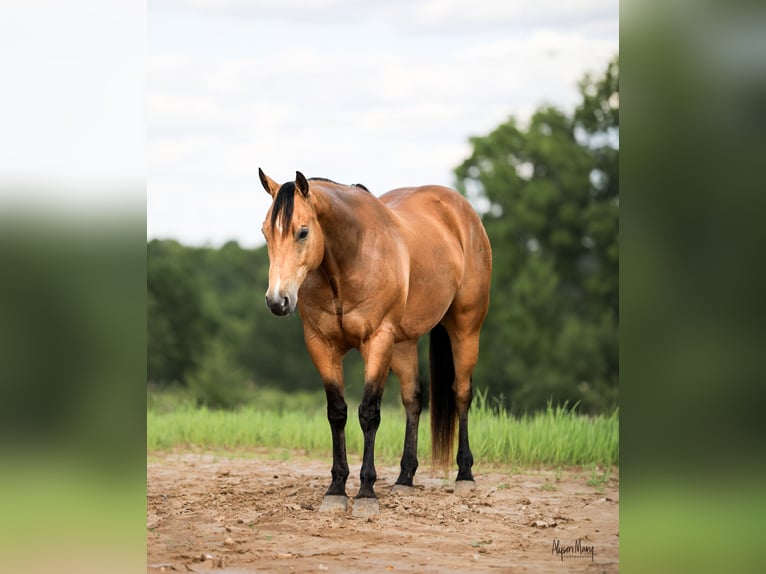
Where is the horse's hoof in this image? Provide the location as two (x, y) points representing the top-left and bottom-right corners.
(391, 484), (415, 496)
(351, 497), (379, 518)
(454, 480), (477, 495)
(319, 495), (348, 513)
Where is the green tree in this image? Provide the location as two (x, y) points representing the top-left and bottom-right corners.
(147, 239), (219, 384)
(455, 56), (619, 413)
(147, 238), (322, 393)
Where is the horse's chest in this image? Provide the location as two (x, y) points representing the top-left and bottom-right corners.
(338, 312), (374, 346)
(300, 295), (374, 348)
(300, 273), (389, 347)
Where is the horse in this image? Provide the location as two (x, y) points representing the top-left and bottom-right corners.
(258, 169), (492, 516)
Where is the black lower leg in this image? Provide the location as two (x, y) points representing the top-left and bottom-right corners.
(456, 409), (474, 481)
(357, 383), (382, 498)
(396, 389), (421, 486)
(324, 383), (349, 496)
(395, 412), (420, 486)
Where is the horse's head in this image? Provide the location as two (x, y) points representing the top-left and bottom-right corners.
(259, 169), (325, 316)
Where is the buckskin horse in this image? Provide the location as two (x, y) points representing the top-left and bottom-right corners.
(258, 169), (492, 517)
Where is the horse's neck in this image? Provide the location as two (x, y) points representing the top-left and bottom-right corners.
(313, 184), (390, 277)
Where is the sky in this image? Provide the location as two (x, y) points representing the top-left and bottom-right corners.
(148, 0), (618, 248)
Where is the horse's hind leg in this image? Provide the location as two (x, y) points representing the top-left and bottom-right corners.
(390, 340), (421, 491)
(443, 322), (482, 489)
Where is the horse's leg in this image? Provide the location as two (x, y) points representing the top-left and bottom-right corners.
(354, 330), (394, 513)
(390, 340), (421, 492)
(444, 324), (481, 491)
(304, 332), (348, 511)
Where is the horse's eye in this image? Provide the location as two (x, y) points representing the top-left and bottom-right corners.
(297, 227), (309, 241)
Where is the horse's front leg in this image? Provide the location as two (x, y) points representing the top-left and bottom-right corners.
(354, 330), (395, 514)
(304, 332), (349, 511)
(324, 381), (349, 498)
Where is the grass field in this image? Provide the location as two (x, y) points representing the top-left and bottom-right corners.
(147, 388), (618, 468)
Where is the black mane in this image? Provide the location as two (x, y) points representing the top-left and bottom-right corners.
(271, 177), (370, 236)
(270, 181), (295, 236)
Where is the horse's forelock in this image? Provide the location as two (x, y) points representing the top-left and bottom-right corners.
(270, 181), (295, 236)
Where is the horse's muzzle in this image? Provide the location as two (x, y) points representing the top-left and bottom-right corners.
(266, 293), (292, 316)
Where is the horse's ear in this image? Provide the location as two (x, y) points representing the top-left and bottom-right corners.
(295, 171), (309, 198)
(259, 167), (279, 197)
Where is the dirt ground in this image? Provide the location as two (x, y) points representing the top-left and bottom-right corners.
(147, 452), (618, 573)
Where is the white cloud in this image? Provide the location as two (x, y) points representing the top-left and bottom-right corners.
(148, 179), (271, 246)
(156, 0), (617, 33)
(408, 0), (616, 29)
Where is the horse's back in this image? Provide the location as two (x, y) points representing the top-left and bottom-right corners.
(381, 184), (469, 218)
(380, 185), (492, 336)
(381, 184), (491, 266)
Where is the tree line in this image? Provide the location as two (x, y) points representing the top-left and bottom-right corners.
(148, 56), (618, 413)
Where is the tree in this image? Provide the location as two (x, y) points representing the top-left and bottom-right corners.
(455, 56), (619, 413)
(147, 238), (323, 392)
(187, 338), (249, 409)
(147, 240), (219, 384)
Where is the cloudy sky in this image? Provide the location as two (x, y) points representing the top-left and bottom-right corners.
(148, 0), (618, 247)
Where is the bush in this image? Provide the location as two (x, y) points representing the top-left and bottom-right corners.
(187, 339), (249, 409)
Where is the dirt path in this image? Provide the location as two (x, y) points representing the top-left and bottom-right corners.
(147, 452), (618, 573)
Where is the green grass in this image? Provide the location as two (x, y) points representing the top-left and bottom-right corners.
(147, 388), (618, 467)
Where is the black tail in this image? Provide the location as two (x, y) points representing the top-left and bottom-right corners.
(430, 323), (456, 467)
